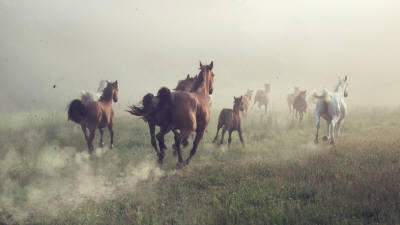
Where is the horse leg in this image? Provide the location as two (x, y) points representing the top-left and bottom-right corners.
(264, 104), (268, 114)
(213, 125), (221, 143)
(228, 130), (233, 148)
(314, 114), (320, 144)
(238, 128), (245, 147)
(335, 117), (345, 138)
(81, 124), (89, 142)
(220, 127), (227, 144)
(107, 122), (114, 149)
(99, 128), (105, 147)
(87, 128), (96, 154)
(330, 116), (339, 145)
(148, 122), (160, 157)
(176, 129), (192, 168)
(185, 129), (205, 166)
(156, 126), (171, 165)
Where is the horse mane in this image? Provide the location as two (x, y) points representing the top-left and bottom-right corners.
(100, 84), (113, 101)
(190, 70), (205, 92)
(174, 74), (197, 91)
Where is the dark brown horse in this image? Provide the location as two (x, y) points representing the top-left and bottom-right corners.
(68, 81), (118, 153)
(293, 90), (307, 121)
(127, 74), (197, 159)
(155, 61), (215, 168)
(213, 96), (245, 147)
(254, 83), (271, 113)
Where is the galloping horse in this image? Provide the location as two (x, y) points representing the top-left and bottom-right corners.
(287, 86), (300, 114)
(213, 96), (245, 147)
(313, 76), (348, 145)
(68, 81), (119, 153)
(254, 83), (271, 113)
(241, 90), (253, 118)
(127, 74), (197, 158)
(154, 61), (215, 168)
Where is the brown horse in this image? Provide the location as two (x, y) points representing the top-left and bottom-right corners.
(68, 81), (118, 153)
(293, 90), (307, 121)
(154, 61), (215, 168)
(126, 74), (197, 159)
(287, 86), (300, 114)
(254, 83), (271, 113)
(213, 96), (245, 147)
(241, 90), (253, 118)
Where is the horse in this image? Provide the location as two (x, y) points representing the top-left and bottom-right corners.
(254, 83), (271, 113)
(241, 90), (253, 118)
(68, 81), (119, 153)
(80, 80), (108, 104)
(287, 86), (300, 114)
(213, 96), (245, 147)
(154, 61), (215, 168)
(126, 74), (197, 158)
(293, 90), (307, 121)
(313, 76), (348, 145)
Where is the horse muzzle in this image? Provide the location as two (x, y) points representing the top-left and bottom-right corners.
(344, 92), (348, 97)
(209, 88), (213, 95)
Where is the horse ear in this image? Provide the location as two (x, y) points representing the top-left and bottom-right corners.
(199, 61), (203, 68)
(209, 61), (213, 70)
(344, 76), (348, 81)
(187, 74), (190, 79)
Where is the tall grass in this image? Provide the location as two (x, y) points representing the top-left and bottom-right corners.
(1, 106), (400, 224)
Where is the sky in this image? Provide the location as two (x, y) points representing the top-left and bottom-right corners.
(1, 0), (399, 112)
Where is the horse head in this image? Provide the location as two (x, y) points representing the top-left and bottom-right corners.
(199, 61), (214, 95)
(234, 96), (245, 112)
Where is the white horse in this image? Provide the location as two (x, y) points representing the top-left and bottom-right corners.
(80, 80), (108, 105)
(313, 76), (348, 145)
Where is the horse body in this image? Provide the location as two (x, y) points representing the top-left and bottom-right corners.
(313, 76), (348, 145)
(68, 81), (118, 153)
(213, 96), (245, 147)
(293, 90), (307, 121)
(254, 83), (271, 113)
(287, 86), (300, 114)
(241, 90), (253, 118)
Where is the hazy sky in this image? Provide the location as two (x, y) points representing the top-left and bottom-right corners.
(1, 0), (399, 112)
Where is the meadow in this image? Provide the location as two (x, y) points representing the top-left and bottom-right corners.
(1, 106), (400, 225)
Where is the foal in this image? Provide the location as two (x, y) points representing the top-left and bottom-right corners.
(293, 90), (307, 121)
(213, 96), (245, 147)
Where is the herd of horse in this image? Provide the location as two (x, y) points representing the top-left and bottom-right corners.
(67, 61), (349, 168)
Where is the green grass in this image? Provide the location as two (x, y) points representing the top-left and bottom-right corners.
(1, 106), (400, 224)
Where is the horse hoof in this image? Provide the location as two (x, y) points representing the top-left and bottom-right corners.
(100, 143), (104, 148)
(109, 144), (114, 149)
(314, 139), (319, 144)
(330, 139), (336, 145)
(176, 162), (185, 169)
(322, 136), (328, 142)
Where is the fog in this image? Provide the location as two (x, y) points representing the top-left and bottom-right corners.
(1, 0), (399, 112)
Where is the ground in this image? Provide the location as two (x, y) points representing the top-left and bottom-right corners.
(1, 106), (400, 224)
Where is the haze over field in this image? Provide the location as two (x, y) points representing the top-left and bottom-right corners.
(1, 0), (399, 112)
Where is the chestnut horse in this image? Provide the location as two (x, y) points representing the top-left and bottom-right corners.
(213, 96), (245, 147)
(68, 81), (119, 153)
(293, 90), (307, 121)
(127, 74), (197, 158)
(155, 61), (215, 168)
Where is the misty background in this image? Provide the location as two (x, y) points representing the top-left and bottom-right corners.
(1, 0), (399, 113)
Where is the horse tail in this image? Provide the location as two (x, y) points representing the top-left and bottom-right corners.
(67, 99), (87, 124)
(157, 87), (172, 107)
(312, 88), (331, 101)
(126, 93), (156, 121)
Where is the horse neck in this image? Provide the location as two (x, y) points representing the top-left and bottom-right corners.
(335, 83), (346, 97)
(233, 105), (240, 114)
(99, 90), (113, 104)
(194, 73), (210, 98)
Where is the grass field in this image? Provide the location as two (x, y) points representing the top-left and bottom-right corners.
(1, 106), (400, 224)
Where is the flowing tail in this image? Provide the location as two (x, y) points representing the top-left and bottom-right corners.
(312, 88), (331, 101)
(126, 87), (172, 121)
(127, 93), (156, 121)
(67, 99), (87, 124)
